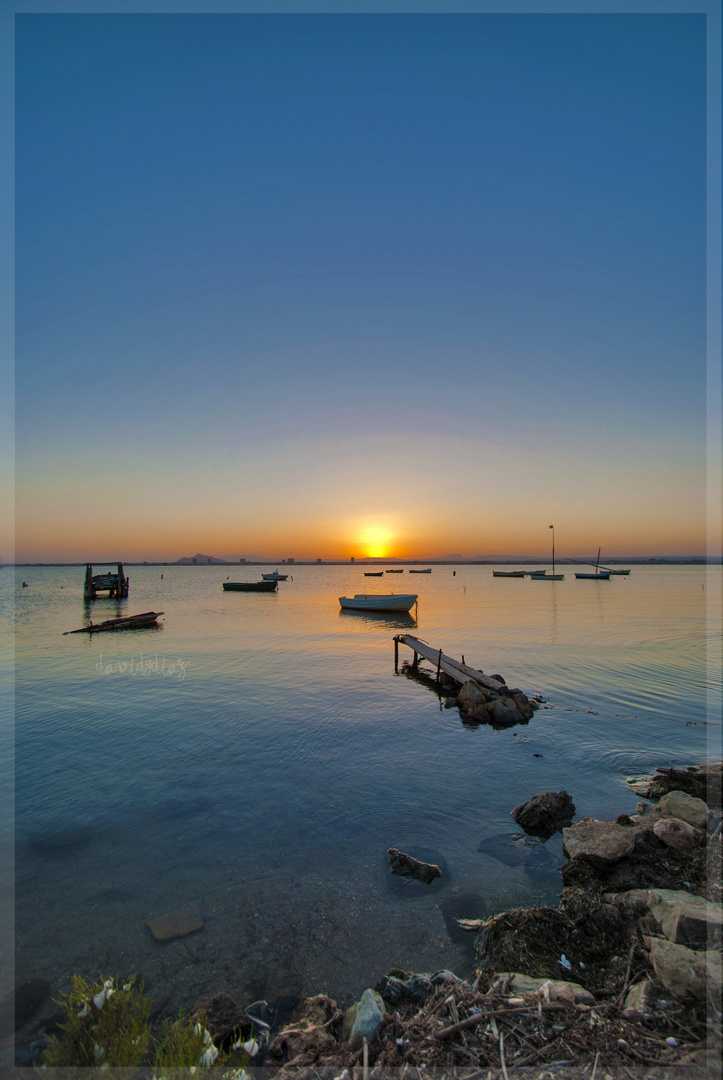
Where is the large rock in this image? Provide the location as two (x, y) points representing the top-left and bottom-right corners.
(190, 993), (250, 1048)
(608, 888), (723, 948)
(341, 989), (385, 1049)
(511, 791), (575, 833)
(562, 818), (636, 862)
(648, 939), (722, 1002)
(657, 791), (709, 831)
(457, 681), (491, 717)
(487, 699), (526, 727)
(508, 691), (535, 720)
(653, 816), (705, 853)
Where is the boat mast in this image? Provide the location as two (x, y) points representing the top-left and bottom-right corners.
(596, 546), (601, 574)
(549, 524), (555, 574)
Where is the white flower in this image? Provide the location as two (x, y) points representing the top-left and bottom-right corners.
(77, 1003), (88, 1018)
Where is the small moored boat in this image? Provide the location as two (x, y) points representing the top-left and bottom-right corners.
(338, 593), (418, 612)
(64, 611), (164, 634)
(408, 568), (432, 574)
(575, 548), (611, 580)
(531, 525), (565, 579)
(364, 571), (384, 576)
(223, 580), (278, 592)
(385, 568), (404, 573)
(493, 570), (525, 577)
(261, 569), (289, 580)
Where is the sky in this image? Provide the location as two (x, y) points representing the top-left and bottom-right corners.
(7, 2), (720, 562)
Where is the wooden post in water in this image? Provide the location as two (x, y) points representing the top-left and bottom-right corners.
(394, 636), (399, 672)
(84, 564), (94, 600)
(436, 648), (442, 687)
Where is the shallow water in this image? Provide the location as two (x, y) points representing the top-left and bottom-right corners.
(7, 562), (721, 1021)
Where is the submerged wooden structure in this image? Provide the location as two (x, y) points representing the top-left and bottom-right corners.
(223, 580), (277, 592)
(84, 563), (129, 600)
(65, 611), (163, 634)
(393, 634), (509, 691)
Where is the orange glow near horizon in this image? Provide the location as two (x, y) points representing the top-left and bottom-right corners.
(357, 524), (396, 559)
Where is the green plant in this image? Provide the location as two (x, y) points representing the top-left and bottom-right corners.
(39, 975), (255, 1073)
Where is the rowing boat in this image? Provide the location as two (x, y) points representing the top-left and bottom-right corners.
(338, 593), (418, 612)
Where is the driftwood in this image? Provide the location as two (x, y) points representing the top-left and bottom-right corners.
(388, 848), (441, 883)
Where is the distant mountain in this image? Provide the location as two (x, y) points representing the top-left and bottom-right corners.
(174, 553), (274, 564)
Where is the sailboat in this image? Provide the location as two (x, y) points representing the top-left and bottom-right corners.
(530, 525), (565, 580)
(575, 548), (611, 580)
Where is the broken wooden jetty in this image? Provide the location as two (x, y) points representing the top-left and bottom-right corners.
(83, 562), (129, 600)
(393, 634), (538, 726)
(64, 611), (163, 634)
(393, 634), (508, 691)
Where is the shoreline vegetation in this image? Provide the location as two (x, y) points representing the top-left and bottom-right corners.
(19, 762), (722, 1076)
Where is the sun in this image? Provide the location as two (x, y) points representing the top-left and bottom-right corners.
(358, 525), (395, 559)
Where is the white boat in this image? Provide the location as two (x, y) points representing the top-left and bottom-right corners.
(338, 593), (418, 612)
(262, 569), (289, 580)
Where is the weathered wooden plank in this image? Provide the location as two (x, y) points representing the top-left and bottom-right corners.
(394, 634), (506, 691)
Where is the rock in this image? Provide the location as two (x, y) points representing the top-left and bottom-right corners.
(456, 681), (492, 718)
(509, 691), (536, 720)
(375, 971), (434, 1006)
(659, 898), (723, 948)
(511, 791), (576, 833)
(648, 938), (722, 1002)
(267, 994), (341, 1062)
(443, 697), (459, 709)
(191, 992), (250, 1047)
(341, 989), (385, 1049)
(653, 816), (705, 853)
(608, 888), (723, 948)
(487, 699), (525, 727)
(490, 972), (595, 1006)
(388, 848), (441, 883)
(145, 903), (203, 940)
(562, 818), (636, 862)
(623, 979), (656, 1021)
(657, 791), (709, 830)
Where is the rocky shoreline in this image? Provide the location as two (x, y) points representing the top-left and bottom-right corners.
(15, 760), (721, 1077)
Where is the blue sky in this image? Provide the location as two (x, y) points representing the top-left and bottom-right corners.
(9, 4), (718, 561)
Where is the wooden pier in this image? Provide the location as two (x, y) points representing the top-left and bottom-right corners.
(83, 563), (129, 600)
(393, 634), (507, 691)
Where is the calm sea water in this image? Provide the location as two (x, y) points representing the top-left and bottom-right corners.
(7, 563), (722, 1022)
